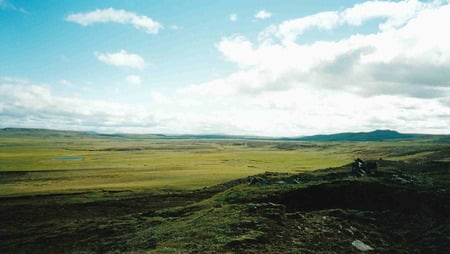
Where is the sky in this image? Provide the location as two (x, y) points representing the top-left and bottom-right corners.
(1, 0), (450, 136)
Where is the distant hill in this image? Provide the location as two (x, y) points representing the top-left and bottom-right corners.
(289, 130), (424, 141)
(0, 128), (90, 138)
(0, 128), (427, 141)
(0, 128), (259, 140)
(0, 128), (166, 140)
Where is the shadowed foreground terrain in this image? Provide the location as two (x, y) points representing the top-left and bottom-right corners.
(1, 159), (449, 253)
(1, 129), (449, 253)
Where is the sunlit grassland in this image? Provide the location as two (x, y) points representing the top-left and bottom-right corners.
(1, 131), (448, 197)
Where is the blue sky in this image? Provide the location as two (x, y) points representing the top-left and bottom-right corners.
(1, 0), (361, 95)
(1, 0), (450, 135)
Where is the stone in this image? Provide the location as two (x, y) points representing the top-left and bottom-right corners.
(352, 240), (374, 251)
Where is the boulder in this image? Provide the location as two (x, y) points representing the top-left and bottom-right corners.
(352, 240), (374, 251)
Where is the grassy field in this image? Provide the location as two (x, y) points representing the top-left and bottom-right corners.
(1, 129), (449, 253)
(1, 129), (449, 197)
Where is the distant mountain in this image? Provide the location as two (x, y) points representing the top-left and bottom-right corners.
(0, 128), (167, 140)
(0, 128), (270, 140)
(0, 128), (427, 141)
(0, 128), (90, 138)
(290, 130), (424, 141)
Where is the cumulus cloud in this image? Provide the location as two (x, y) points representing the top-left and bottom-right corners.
(0, 82), (157, 132)
(272, 0), (439, 43)
(95, 50), (145, 69)
(213, 1), (450, 99)
(4, 1), (449, 136)
(229, 13), (237, 22)
(164, 83), (449, 135)
(216, 35), (257, 67)
(275, 11), (340, 43)
(255, 10), (272, 20)
(340, 0), (439, 30)
(66, 8), (163, 34)
(170, 0), (450, 135)
(125, 75), (142, 85)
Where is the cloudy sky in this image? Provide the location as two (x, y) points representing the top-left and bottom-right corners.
(1, 0), (449, 136)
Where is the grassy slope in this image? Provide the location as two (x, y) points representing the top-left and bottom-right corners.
(1, 129), (449, 197)
(148, 161), (450, 253)
(1, 159), (448, 253)
(1, 129), (449, 253)
(0, 132), (342, 196)
(292, 129), (423, 141)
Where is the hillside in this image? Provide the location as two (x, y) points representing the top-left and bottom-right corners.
(0, 128), (427, 141)
(1, 159), (449, 253)
(1, 128), (449, 253)
(291, 130), (423, 142)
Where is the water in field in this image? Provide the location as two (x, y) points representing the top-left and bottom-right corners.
(52, 157), (83, 161)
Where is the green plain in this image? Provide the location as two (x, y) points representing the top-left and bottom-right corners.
(1, 130), (448, 197)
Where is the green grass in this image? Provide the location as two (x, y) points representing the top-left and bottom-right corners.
(1, 130), (448, 197)
(2, 129), (449, 253)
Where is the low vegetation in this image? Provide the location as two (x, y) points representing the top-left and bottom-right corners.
(1, 128), (449, 253)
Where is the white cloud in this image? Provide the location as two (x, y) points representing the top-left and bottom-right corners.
(66, 8), (163, 34)
(163, 83), (450, 135)
(255, 10), (272, 20)
(95, 50), (145, 69)
(275, 11), (340, 43)
(340, 0), (438, 31)
(4, 1), (450, 136)
(273, 0), (440, 44)
(214, 1), (450, 98)
(229, 13), (237, 22)
(168, 0), (450, 135)
(216, 35), (257, 67)
(0, 82), (158, 132)
(125, 75), (142, 86)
